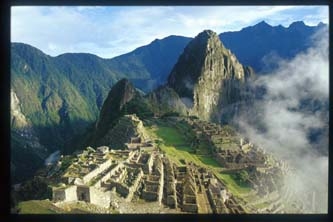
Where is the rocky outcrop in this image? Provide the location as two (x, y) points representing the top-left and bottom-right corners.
(167, 30), (254, 123)
(11, 89), (48, 183)
(11, 90), (29, 129)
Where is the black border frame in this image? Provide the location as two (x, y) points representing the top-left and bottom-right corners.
(1, 1), (331, 222)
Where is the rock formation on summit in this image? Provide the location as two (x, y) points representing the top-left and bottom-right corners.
(167, 30), (254, 123)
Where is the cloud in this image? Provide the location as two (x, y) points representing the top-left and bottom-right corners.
(11, 6), (328, 58)
(233, 27), (328, 213)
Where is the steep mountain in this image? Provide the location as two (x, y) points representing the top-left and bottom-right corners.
(88, 79), (153, 147)
(53, 53), (121, 111)
(220, 21), (327, 73)
(94, 78), (139, 138)
(167, 30), (254, 123)
(106, 35), (191, 92)
(11, 43), (117, 151)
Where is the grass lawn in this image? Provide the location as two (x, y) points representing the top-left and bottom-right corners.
(197, 155), (221, 168)
(217, 173), (252, 197)
(18, 200), (64, 214)
(155, 126), (189, 146)
(154, 125), (220, 169)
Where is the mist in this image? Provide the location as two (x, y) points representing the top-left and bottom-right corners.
(233, 27), (328, 213)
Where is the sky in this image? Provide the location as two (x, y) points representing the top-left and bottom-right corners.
(11, 5), (328, 58)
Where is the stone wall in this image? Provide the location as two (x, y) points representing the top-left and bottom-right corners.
(214, 152), (227, 166)
(53, 185), (112, 209)
(90, 186), (111, 208)
(110, 165), (127, 183)
(53, 186), (76, 202)
(76, 185), (90, 202)
(158, 157), (164, 205)
(147, 154), (154, 174)
(182, 203), (198, 213)
(53, 188), (66, 201)
(117, 183), (130, 197)
(163, 158), (177, 208)
(142, 190), (158, 201)
(166, 195), (176, 208)
(64, 186), (78, 201)
(126, 150), (138, 163)
(83, 159), (112, 184)
(184, 195), (196, 204)
(93, 163), (119, 188)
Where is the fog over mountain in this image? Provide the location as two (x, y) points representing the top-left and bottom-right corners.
(232, 27), (328, 212)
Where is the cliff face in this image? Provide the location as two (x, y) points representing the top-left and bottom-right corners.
(11, 90), (29, 129)
(168, 30), (254, 122)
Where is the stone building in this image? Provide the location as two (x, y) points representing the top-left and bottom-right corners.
(52, 185), (112, 208)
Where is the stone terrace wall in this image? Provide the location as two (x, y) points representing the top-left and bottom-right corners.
(64, 186), (78, 201)
(53, 188), (66, 201)
(90, 186), (111, 208)
(142, 190), (158, 201)
(83, 159), (112, 184)
(126, 169), (144, 202)
(182, 203), (198, 213)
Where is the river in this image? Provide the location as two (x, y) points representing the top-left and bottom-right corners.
(44, 150), (61, 166)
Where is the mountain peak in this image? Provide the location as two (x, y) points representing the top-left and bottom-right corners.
(317, 22), (326, 27)
(95, 78), (138, 138)
(167, 30), (253, 122)
(289, 21), (306, 28)
(195, 29), (219, 43)
(197, 29), (217, 37)
(167, 29), (225, 98)
(240, 21), (272, 32)
(256, 20), (271, 27)
(115, 78), (131, 87)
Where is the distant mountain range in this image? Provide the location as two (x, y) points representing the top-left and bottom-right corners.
(10, 21), (327, 183)
(220, 21), (327, 73)
(105, 21), (327, 91)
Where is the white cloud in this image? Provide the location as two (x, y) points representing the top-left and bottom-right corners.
(234, 28), (328, 213)
(11, 6), (328, 58)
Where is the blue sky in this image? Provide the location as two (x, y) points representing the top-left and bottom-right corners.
(11, 6), (328, 58)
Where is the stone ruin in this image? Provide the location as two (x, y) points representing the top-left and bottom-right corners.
(162, 158), (177, 208)
(184, 117), (276, 169)
(52, 116), (284, 213)
(182, 117), (284, 199)
(52, 141), (248, 214)
(141, 154), (164, 203)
